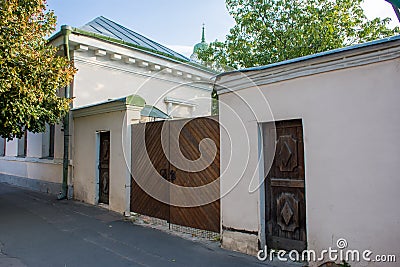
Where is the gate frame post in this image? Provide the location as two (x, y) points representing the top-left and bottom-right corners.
(257, 124), (267, 250)
(124, 107), (143, 217)
(124, 116), (132, 217)
(95, 131), (101, 205)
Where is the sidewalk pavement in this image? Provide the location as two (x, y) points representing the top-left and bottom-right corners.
(0, 183), (301, 267)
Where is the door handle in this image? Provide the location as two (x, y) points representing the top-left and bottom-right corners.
(169, 170), (176, 182)
(160, 169), (176, 182)
(160, 169), (168, 180)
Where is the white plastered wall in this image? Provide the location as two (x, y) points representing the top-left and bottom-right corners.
(72, 50), (213, 118)
(0, 126), (65, 192)
(218, 57), (400, 266)
(73, 107), (140, 213)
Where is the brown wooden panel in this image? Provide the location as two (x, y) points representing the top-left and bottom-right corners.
(99, 132), (110, 204)
(169, 117), (220, 233)
(264, 119), (307, 251)
(270, 179), (304, 188)
(131, 121), (170, 221)
(131, 117), (221, 233)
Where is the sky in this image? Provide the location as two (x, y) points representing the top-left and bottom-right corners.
(46, 0), (399, 57)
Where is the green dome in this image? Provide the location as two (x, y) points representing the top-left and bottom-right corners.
(193, 41), (208, 53)
(193, 24), (207, 53)
(190, 24), (208, 61)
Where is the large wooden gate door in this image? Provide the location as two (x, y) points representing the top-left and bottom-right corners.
(169, 117), (220, 233)
(264, 120), (306, 251)
(131, 117), (220, 233)
(131, 121), (170, 220)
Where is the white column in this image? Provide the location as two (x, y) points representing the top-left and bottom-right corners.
(27, 132), (43, 158)
(5, 139), (18, 157)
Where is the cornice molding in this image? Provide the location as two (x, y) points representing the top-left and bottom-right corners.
(215, 40), (400, 94)
(72, 101), (142, 118)
(164, 97), (197, 107)
(66, 33), (215, 78)
(73, 55), (213, 92)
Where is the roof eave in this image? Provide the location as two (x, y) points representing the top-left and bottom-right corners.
(50, 26), (217, 75)
(216, 35), (400, 80)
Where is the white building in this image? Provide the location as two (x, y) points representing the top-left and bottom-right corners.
(215, 36), (400, 266)
(0, 17), (215, 213)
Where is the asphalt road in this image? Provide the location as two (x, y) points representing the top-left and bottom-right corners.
(0, 183), (294, 267)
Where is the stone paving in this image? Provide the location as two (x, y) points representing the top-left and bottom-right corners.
(0, 183), (303, 267)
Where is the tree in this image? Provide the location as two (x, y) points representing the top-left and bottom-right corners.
(0, 0), (76, 139)
(198, 0), (400, 70)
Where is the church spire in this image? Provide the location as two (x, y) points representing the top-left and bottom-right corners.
(190, 23), (209, 62)
(201, 23), (205, 43)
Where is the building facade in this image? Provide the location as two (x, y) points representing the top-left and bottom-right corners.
(216, 36), (400, 266)
(0, 17), (215, 213)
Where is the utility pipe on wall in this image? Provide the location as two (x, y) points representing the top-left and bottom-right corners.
(59, 25), (72, 200)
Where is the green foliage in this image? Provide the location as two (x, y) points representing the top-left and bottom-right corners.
(340, 260), (351, 267)
(211, 89), (219, 115)
(198, 0), (400, 70)
(0, 0), (76, 139)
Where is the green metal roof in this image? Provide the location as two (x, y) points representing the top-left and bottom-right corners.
(125, 95), (145, 107)
(71, 94), (146, 112)
(48, 19), (218, 75)
(386, 0), (400, 8)
(140, 105), (170, 119)
(81, 16), (190, 61)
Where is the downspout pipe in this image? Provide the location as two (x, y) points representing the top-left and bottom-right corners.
(59, 25), (72, 200)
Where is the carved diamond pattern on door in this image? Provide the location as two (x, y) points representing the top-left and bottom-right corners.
(277, 193), (299, 232)
(277, 135), (298, 172)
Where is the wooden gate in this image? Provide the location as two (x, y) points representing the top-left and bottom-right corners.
(264, 120), (307, 251)
(131, 117), (220, 233)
